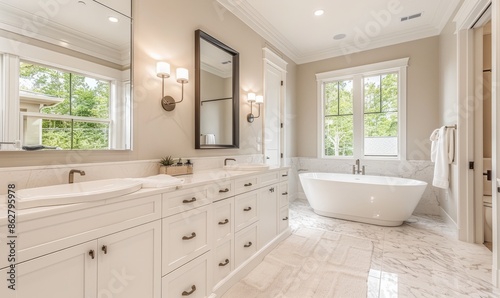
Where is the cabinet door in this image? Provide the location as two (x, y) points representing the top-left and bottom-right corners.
(258, 185), (278, 248)
(0, 241), (97, 298)
(98, 221), (161, 298)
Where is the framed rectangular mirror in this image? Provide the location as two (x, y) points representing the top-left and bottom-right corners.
(0, 0), (132, 151)
(195, 29), (239, 149)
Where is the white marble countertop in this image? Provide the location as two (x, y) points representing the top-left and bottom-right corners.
(0, 166), (287, 223)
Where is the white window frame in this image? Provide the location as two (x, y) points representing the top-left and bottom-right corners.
(316, 58), (408, 160)
(0, 35), (128, 150)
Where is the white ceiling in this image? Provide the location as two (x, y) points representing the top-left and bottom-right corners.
(217, 0), (461, 64)
(0, 0), (131, 66)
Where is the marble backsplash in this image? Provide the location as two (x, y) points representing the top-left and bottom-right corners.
(0, 154), (265, 195)
(287, 158), (440, 216)
(0, 155), (436, 216)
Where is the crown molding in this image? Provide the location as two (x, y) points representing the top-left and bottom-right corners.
(218, 0), (461, 65)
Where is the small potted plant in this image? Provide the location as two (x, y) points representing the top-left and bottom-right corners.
(159, 156), (175, 174)
(159, 156), (193, 176)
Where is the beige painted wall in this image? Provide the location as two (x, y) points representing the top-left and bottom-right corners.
(438, 13), (459, 223)
(296, 36), (440, 159)
(0, 0), (297, 167)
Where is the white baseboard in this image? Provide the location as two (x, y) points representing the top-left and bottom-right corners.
(212, 228), (292, 297)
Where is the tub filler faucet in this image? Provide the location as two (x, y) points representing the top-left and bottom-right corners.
(352, 159), (365, 175)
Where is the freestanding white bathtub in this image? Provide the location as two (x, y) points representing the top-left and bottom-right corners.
(299, 172), (428, 226)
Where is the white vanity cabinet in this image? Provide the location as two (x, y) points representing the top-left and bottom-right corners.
(0, 221), (161, 298)
(0, 167), (290, 298)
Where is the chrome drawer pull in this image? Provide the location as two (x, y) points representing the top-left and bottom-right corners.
(183, 197), (196, 203)
(101, 245), (108, 254)
(182, 232), (197, 240)
(243, 207), (252, 212)
(244, 242), (252, 248)
(282, 192), (288, 195)
(182, 285), (196, 296)
(89, 250), (95, 259)
(218, 219), (229, 225)
(219, 259), (230, 267)
(219, 188), (230, 193)
(282, 217), (289, 221)
(244, 183), (253, 187)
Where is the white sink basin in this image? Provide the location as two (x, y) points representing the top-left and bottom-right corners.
(223, 163), (270, 171)
(16, 179), (142, 209)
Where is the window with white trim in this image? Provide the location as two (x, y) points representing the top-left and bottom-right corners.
(317, 58), (408, 159)
(19, 61), (112, 150)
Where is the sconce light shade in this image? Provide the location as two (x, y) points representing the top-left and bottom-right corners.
(157, 62), (188, 112)
(247, 92), (256, 102)
(176, 68), (189, 83)
(247, 93), (263, 123)
(156, 62), (171, 78)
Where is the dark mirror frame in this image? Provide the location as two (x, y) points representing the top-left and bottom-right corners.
(195, 29), (239, 149)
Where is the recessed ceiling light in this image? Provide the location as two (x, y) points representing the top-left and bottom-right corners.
(108, 16), (119, 23)
(333, 34), (346, 40)
(314, 10), (324, 16)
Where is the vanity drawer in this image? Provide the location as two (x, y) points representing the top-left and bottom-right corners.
(162, 252), (210, 298)
(235, 223), (258, 268)
(213, 239), (234, 287)
(234, 175), (259, 194)
(213, 198), (234, 245)
(234, 191), (258, 232)
(279, 206), (289, 233)
(162, 205), (211, 274)
(280, 169), (289, 181)
(259, 171), (280, 186)
(279, 181), (289, 208)
(208, 180), (235, 202)
(162, 186), (210, 217)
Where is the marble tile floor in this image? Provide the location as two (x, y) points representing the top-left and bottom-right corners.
(289, 199), (500, 297)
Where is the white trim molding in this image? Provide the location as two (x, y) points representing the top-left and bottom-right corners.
(315, 58), (408, 160)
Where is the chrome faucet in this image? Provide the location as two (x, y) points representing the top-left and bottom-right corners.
(224, 158), (236, 166)
(352, 159), (365, 175)
(69, 169), (86, 184)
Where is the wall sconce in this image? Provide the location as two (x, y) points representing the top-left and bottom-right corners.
(247, 93), (263, 123)
(156, 62), (189, 111)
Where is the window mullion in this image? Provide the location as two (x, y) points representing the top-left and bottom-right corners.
(353, 74), (363, 159)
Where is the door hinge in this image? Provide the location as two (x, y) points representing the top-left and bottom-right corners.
(280, 153), (283, 158)
(469, 161), (474, 170)
(280, 123), (283, 128)
(281, 80), (284, 86)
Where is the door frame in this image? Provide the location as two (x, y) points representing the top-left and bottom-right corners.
(262, 48), (287, 166)
(455, 0), (500, 286)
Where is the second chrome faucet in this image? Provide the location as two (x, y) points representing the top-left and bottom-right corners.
(352, 159), (365, 175)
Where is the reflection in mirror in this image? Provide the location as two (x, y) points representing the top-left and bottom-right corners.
(195, 30), (239, 149)
(0, 0), (132, 151)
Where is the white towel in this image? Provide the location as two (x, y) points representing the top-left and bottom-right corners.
(205, 134), (215, 144)
(133, 174), (184, 188)
(431, 126), (455, 189)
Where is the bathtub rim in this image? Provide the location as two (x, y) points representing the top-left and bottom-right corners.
(299, 172), (428, 187)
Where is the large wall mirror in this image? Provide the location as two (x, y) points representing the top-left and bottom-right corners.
(0, 0), (132, 151)
(195, 29), (239, 149)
